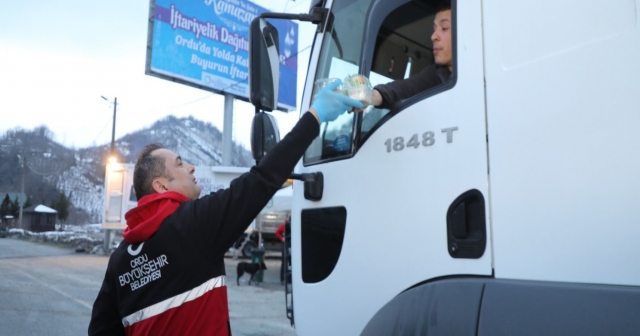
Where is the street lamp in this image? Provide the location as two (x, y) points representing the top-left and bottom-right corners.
(101, 96), (118, 163)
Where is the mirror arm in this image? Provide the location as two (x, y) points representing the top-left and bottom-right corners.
(259, 7), (329, 32)
(289, 172), (324, 201)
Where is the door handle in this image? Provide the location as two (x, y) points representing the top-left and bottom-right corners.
(446, 189), (487, 259)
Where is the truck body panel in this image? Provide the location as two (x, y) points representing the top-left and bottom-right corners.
(483, 0), (640, 286)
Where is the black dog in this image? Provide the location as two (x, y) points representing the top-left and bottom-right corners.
(236, 261), (267, 285)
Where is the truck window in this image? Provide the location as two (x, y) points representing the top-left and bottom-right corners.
(304, 0), (376, 165)
(304, 0), (454, 166)
(361, 0), (454, 140)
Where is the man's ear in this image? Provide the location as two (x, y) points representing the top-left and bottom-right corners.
(151, 179), (167, 193)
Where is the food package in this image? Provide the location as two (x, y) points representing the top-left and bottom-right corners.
(343, 74), (373, 106)
(315, 78), (341, 91)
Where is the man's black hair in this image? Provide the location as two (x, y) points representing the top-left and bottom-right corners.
(133, 143), (167, 199)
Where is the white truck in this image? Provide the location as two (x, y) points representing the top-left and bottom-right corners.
(103, 162), (290, 257)
(247, 0), (640, 334)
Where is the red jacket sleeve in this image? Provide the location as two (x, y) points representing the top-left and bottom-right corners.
(275, 223), (285, 242)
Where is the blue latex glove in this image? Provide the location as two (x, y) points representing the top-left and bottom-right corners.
(311, 79), (363, 123)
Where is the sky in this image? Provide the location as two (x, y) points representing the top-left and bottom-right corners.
(0, 0), (315, 150)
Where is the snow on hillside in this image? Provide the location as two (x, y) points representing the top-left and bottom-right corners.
(18, 115), (254, 225)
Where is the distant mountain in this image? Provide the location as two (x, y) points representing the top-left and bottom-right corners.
(111, 115), (253, 166)
(0, 116), (253, 224)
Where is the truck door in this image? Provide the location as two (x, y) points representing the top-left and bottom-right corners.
(291, 0), (491, 335)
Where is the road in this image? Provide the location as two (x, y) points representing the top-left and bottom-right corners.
(0, 238), (295, 336)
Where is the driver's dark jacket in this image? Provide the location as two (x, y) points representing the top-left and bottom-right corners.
(374, 64), (451, 109)
(88, 112), (320, 336)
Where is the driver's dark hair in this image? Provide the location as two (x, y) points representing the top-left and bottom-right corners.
(133, 143), (167, 199)
(436, 0), (451, 12)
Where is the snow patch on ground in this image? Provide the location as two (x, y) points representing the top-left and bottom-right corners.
(7, 224), (114, 254)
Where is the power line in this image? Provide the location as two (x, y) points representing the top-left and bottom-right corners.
(285, 0), (312, 12)
(283, 0), (293, 12)
(90, 118), (112, 147)
(91, 102), (121, 147)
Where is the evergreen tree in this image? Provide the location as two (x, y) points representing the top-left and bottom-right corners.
(10, 196), (20, 217)
(0, 194), (11, 218)
(24, 196), (33, 209)
(55, 192), (70, 223)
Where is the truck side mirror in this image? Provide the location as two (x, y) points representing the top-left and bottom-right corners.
(251, 112), (281, 162)
(249, 17), (280, 112)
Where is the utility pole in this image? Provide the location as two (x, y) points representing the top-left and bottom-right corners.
(110, 97), (118, 159)
(101, 96), (118, 254)
(17, 154), (24, 228)
(222, 93), (234, 166)
(102, 96), (118, 161)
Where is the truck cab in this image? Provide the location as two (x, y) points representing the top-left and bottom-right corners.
(249, 0), (640, 334)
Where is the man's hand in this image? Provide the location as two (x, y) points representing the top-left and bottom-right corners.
(309, 79), (363, 123)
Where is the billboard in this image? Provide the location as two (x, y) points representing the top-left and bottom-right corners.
(145, 0), (299, 111)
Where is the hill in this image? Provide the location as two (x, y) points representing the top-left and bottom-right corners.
(0, 116), (253, 224)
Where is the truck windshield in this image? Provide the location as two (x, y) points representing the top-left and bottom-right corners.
(303, 0), (377, 164)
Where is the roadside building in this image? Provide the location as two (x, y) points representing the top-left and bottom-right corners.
(22, 205), (57, 232)
(1, 215), (15, 227)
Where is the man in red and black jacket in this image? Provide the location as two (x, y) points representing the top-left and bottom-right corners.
(88, 80), (361, 336)
(275, 216), (289, 284)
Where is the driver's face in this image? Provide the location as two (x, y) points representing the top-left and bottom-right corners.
(431, 10), (452, 70)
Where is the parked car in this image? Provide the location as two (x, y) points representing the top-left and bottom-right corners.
(0, 226), (8, 238)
